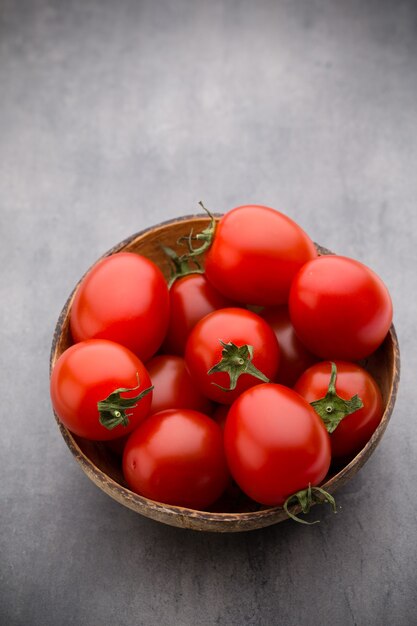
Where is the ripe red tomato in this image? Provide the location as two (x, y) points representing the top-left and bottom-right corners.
(146, 355), (212, 415)
(163, 273), (236, 355)
(204, 205), (317, 306)
(185, 308), (280, 404)
(261, 306), (318, 387)
(289, 255), (393, 360)
(70, 252), (170, 362)
(123, 409), (229, 509)
(294, 361), (384, 463)
(224, 384), (331, 506)
(50, 339), (153, 440)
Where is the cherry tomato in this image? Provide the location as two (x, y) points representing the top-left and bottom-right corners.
(294, 361), (384, 463)
(163, 273), (236, 355)
(146, 355), (212, 415)
(185, 308), (280, 404)
(224, 384), (331, 506)
(261, 306), (318, 386)
(204, 205), (317, 306)
(289, 255), (393, 360)
(70, 252), (170, 362)
(123, 409), (229, 509)
(50, 339), (153, 440)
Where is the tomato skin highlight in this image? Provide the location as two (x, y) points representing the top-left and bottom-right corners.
(289, 255), (393, 360)
(50, 339), (153, 440)
(70, 252), (170, 362)
(224, 384), (331, 506)
(146, 355), (212, 415)
(123, 409), (229, 509)
(163, 274), (236, 355)
(294, 361), (384, 463)
(204, 205), (317, 306)
(261, 306), (318, 387)
(185, 308), (280, 404)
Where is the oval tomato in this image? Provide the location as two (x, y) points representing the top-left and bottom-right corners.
(163, 273), (236, 355)
(224, 384), (331, 506)
(289, 255), (393, 360)
(294, 361), (384, 463)
(146, 355), (212, 415)
(70, 252), (170, 362)
(185, 308), (280, 404)
(50, 339), (153, 440)
(204, 205), (317, 306)
(123, 409), (229, 509)
(261, 306), (318, 387)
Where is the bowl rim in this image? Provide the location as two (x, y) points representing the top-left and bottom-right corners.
(50, 213), (401, 531)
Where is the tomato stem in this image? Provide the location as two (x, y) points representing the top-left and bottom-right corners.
(97, 373), (153, 430)
(310, 362), (364, 434)
(176, 201), (216, 258)
(160, 244), (205, 287)
(283, 483), (337, 524)
(208, 341), (270, 392)
(160, 202), (216, 286)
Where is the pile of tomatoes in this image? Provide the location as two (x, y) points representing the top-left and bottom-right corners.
(50, 205), (393, 523)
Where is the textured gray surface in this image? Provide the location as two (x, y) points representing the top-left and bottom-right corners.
(1, 0), (417, 624)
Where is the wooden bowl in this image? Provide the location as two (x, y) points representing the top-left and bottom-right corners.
(50, 214), (400, 532)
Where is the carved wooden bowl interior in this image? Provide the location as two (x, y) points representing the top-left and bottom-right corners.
(50, 215), (400, 532)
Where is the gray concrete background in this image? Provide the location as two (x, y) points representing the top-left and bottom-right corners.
(1, 0), (416, 624)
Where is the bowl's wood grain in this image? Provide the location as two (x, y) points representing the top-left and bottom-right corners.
(50, 215), (400, 532)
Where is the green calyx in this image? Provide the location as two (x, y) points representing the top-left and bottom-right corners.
(177, 201), (216, 259)
(310, 362), (364, 434)
(207, 341), (270, 392)
(161, 201), (216, 287)
(97, 373), (153, 430)
(283, 483), (337, 525)
(161, 244), (205, 287)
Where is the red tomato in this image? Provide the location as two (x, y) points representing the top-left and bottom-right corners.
(123, 409), (229, 509)
(146, 355), (212, 415)
(261, 306), (318, 386)
(294, 361), (384, 463)
(289, 255), (393, 360)
(163, 274), (236, 355)
(50, 339), (153, 440)
(70, 252), (170, 362)
(204, 205), (317, 306)
(224, 384), (331, 506)
(185, 308), (280, 404)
